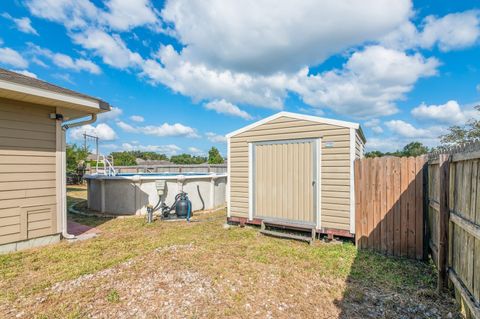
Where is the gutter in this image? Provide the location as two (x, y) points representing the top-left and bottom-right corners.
(60, 114), (97, 239)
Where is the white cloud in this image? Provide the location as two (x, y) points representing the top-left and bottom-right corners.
(122, 142), (181, 155)
(421, 10), (480, 51)
(28, 44), (101, 74)
(477, 84), (480, 92)
(52, 53), (101, 74)
(411, 100), (480, 126)
(143, 123), (199, 138)
(116, 121), (137, 133)
(188, 146), (204, 155)
(205, 132), (227, 143)
(130, 115), (144, 122)
(363, 118), (383, 134)
(385, 120), (445, 138)
(24, 0), (446, 119)
(0, 47), (28, 68)
(2, 14), (39, 35)
(144, 45), (438, 117)
(385, 120), (428, 138)
(204, 99), (252, 120)
(52, 73), (75, 84)
(26, 0), (99, 30)
(10, 69), (37, 78)
(97, 107), (122, 122)
(69, 123), (118, 141)
(141, 47), (288, 109)
(72, 29), (142, 69)
(102, 0), (159, 31)
(26, 0), (160, 32)
(292, 46), (439, 117)
(381, 10), (480, 51)
(117, 121), (199, 138)
(161, 0), (411, 74)
(411, 100), (469, 125)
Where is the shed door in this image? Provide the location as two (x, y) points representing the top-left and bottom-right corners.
(253, 139), (317, 225)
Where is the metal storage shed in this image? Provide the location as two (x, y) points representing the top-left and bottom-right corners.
(226, 111), (366, 237)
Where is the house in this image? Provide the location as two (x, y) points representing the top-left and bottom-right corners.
(226, 111), (366, 237)
(0, 69), (110, 253)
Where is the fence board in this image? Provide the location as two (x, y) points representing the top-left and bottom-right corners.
(428, 145), (480, 318)
(355, 156), (425, 259)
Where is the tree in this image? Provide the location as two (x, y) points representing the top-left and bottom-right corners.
(66, 144), (88, 172)
(110, 151), (137, 166)
(365, 141), (429, 158)
(170, 153), (207, 164)
(440, 105), (480, 146)
(365, 150), (384, 158)
(208, 147), (224, 164)
(401, 142), (429, 157)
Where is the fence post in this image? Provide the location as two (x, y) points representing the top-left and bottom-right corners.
(437, 153), (450, 292)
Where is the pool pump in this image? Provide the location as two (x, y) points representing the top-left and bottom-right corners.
(146, 180), (192, 223)
(160, 192), (192, 221)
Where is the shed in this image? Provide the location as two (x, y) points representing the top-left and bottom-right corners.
(226, 111), (366, 237)
(0, 69), (110, 253)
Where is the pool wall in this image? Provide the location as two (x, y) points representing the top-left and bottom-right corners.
(85, 174), (227, 215)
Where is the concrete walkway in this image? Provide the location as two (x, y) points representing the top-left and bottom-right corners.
(67, 220), (101, 240)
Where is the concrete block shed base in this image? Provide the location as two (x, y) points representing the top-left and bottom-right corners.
(227, 216), (354, 239)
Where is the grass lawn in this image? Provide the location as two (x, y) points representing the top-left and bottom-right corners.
(0, 186), (461, 318)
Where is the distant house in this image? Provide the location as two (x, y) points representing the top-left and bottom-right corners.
(0, 69), (111, 253)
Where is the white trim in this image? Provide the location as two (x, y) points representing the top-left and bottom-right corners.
(55, 112), (62, 234)
(0, 79), (101, 110)
(226, 111), (360, 138)
(227, 138), (231, 218)
(316, 138), (322, 230)
(248, 142), (253, 221)
(349, 128), (356, 234)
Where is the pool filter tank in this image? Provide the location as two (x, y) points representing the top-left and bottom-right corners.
(160, 191), (192, 221)
(175, 192), (191, 219)
(146, 180), (192, 223)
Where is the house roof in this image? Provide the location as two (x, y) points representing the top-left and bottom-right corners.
(0, 68), (111, 111)
(226, 111), (366, 142)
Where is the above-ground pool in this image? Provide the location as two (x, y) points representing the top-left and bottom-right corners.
(85, 173), (227, 215)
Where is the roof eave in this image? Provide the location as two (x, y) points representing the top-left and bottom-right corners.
(0, 78), (107, 113)
(227, 111), (361, 139)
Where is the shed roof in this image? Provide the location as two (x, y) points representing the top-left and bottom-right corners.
(227, 111), (366, 142)
(0, 68), (111, 111)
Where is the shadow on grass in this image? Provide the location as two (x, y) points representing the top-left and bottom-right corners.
(332, 249), (462, 318)
(67, 185), (114, 228)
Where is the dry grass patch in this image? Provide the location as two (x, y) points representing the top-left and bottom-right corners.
(0, 186), (461, 318)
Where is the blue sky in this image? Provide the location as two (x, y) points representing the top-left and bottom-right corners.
(0, 0), (479, 156)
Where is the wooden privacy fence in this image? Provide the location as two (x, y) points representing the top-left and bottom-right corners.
(354, 156), (426, 260)
(428, 146), (480, 318)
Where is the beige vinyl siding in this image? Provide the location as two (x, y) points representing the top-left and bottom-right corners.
(0, 98), (58, 245)
(229, 116), (352, 231)
(355, 132), (364, 159)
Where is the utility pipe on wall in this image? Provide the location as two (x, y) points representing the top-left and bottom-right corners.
(59, 114), (97, 239)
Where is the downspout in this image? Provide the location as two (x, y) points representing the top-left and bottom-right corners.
(60, 114), (97, 239)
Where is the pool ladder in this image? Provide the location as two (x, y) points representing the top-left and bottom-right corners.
(96, 155), (116, 176)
